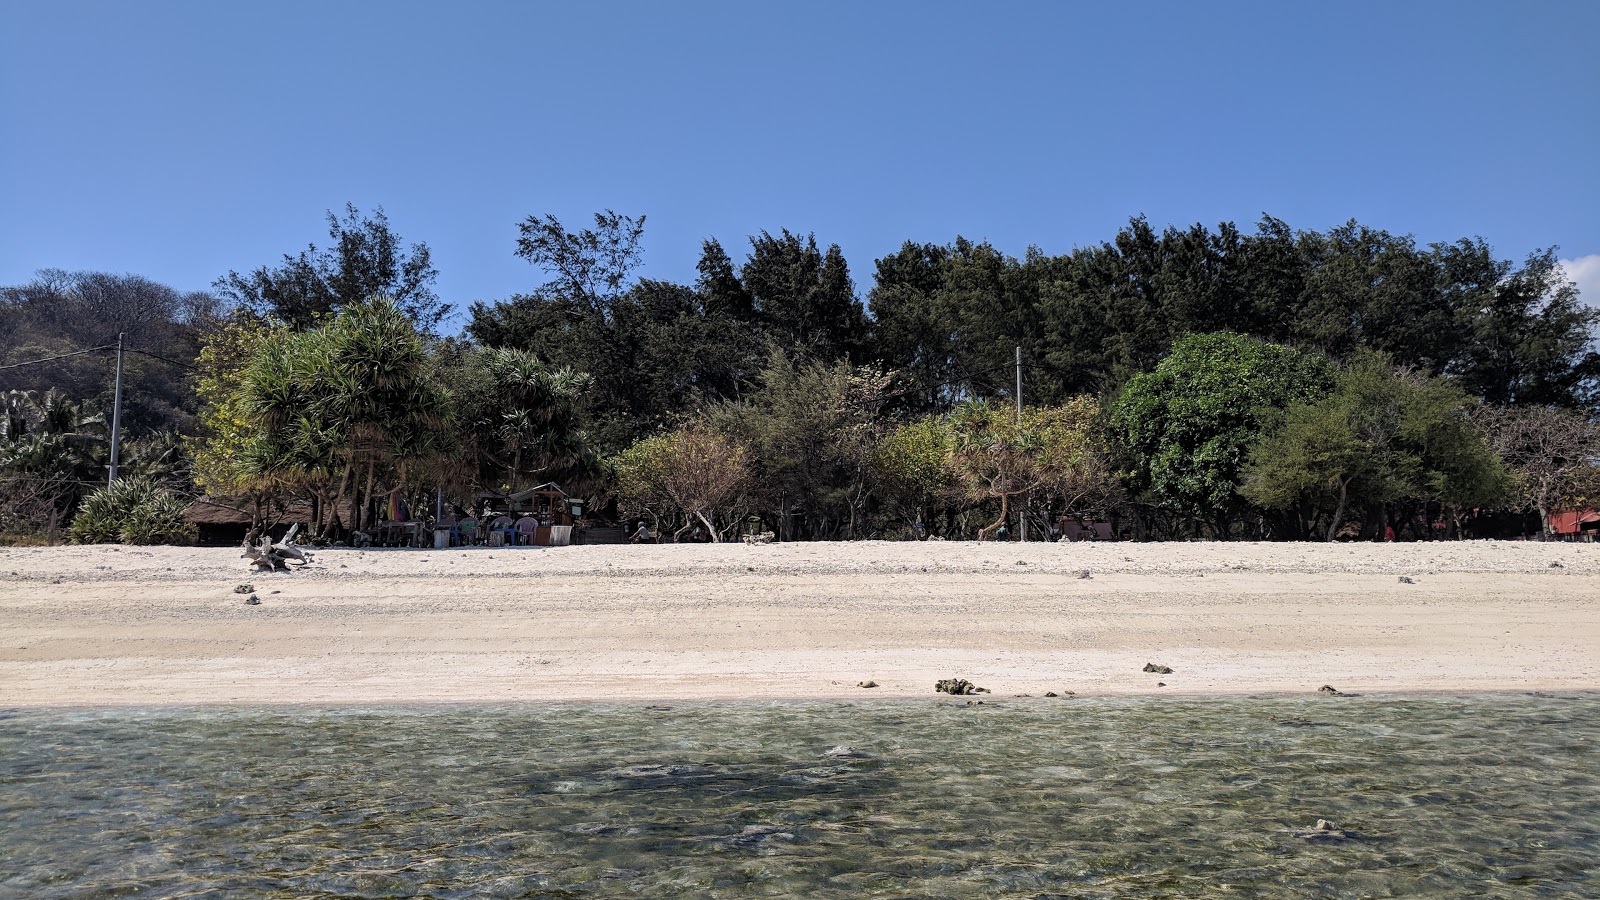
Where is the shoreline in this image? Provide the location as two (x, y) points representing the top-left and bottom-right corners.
(3, 541), (1597, 706)
(11, 688), (1600, 712)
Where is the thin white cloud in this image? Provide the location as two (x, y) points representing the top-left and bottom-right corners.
(1560, 254), (1600, 308)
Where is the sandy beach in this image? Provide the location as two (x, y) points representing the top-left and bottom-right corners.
(1, 540), (1596, 705)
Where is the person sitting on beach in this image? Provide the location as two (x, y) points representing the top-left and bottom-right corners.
(630, 521), (654, 544)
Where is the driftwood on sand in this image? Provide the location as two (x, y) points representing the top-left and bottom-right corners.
(241, 524), (314, 571)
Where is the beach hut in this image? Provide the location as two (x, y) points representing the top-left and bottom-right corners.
(1547, 509), (1600, 541)
(478, 482), (582, 545)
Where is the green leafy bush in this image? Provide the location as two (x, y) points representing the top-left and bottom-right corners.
(69, 477), (196, 545)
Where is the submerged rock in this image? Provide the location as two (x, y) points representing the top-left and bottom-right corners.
(1318, 684), (1344, 696)
(598, 764), (716, 780)
(820, 745), (870, 759)
(1292, 818), (1361, 840)
(1143, 662), (1174, 674)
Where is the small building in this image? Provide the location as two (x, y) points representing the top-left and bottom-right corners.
(478, 482), (583, 545)
(1548, 509), (1600, 540)
(185, 497), (316, 546)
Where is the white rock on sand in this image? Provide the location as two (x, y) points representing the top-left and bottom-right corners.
(0, 541), (1595, 705)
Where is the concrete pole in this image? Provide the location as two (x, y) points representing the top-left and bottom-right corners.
(107, 332), (125, 485)
(1016, 344), (1026, 542)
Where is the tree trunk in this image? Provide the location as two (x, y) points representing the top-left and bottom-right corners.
(696, 510), (720, 543)
(979, 493), (1010, 540)
(327, 459), (355, 539)
(359, 460), (376, 534)
(1325, 479), (1349, 542)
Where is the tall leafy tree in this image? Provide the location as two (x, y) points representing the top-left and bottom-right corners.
(741, 229), (867, 362)
(513, 210), (646, 316)
(1243, 353), (1509, 540)
(1109, 333), (1336, 536)
(1449, 248), (1600, 406)
(216, 204), (448, 332)
(444, 346), (597, 495)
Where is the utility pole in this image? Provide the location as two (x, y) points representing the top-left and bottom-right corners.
(1016, 344), (1026, 542)
(107, 332), (125, 485)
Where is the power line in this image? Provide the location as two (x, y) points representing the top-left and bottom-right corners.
(0, 344), (197, 374)
(126, 348), (198, 371)
(0, 346), (116, 372)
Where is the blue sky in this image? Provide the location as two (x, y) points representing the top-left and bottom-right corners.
(3, 1), (1597, 331)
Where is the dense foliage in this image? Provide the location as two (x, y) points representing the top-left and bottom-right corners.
(69, 476), (194, 545)
(4, 206), (1596, 544)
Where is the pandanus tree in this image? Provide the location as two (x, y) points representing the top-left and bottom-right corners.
(448, 347), (597, 496)
(238, 297), (452, 536)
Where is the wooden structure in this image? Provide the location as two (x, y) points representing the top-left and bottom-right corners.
(477, 482), (582, 546)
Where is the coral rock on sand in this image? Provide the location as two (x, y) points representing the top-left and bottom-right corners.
(232, 583), (253, 594)
(936, 678), (988, 695)
(244, 594), (261, 606)
(1143, 662), (1173, 674)
(857, 680), (878, 688)
(1318, 684), (1344, 695)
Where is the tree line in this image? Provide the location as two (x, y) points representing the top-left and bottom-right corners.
(1, 205), (1596, 543)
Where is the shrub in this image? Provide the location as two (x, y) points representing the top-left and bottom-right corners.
(69, 477), (196, 545)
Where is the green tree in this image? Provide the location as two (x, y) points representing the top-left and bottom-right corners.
(741, 230), (867, 362)
(869, 416), (957, 535)
(188, 312), (285, 523)
(1242, 353), (1509, 540)
(514, 210), (646, 316)
(1449, 248), (1600, 407)
(612, 422), (753, 541)
(216, 204), (448, 332)
(444, 346), (597, 495)
(946, 399), (1111, 540)
(704, 352), (890, 540)
(238, 297), (452, 537)
(1109, 333), (1335, 536)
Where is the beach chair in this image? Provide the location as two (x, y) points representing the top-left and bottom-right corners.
(454, 517), (478, 546)
(488, 515), (516, 546)
(515, 516), (539, 546)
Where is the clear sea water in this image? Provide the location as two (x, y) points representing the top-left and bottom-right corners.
(2, 695), (1596, 898)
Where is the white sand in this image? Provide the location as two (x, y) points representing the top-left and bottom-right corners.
(0, 541), (1596, 705)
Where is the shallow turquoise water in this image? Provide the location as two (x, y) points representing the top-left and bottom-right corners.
(1, 695), (1596, 898)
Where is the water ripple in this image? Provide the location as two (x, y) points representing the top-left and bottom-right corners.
(0, 695), (1596, 897)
